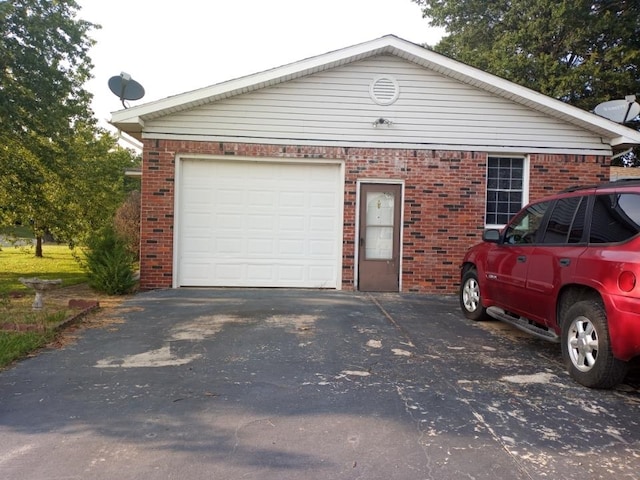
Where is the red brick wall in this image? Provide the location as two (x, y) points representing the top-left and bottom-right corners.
(139, 140), (609, 293)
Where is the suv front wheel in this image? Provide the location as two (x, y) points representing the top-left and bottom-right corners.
(561, 300), (628, 388)
(460, 268), (487, 321)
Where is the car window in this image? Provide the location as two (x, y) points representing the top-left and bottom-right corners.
(589, 193), (640, 243)
(541, 196), (584, 244)
(503, 201), (551, 244)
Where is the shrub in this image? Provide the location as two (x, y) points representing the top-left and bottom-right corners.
(83, 226), (136, 295)
(113, 190), (140, 260)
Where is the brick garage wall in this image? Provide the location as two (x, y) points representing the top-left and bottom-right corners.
(139, 139), (609, 293)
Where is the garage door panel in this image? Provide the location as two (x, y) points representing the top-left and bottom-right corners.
(247, 215), (275, 230)
(181, 262), (208, 280)
(216, 213), (244, 229)
(183, 236), (212, 254)
(309, 266), (336, 283)
(179, 159), (341, 288)
(183, 217), (213, 236)
(310, 191), (337, 206)
(215, 263), (245, 282)
(247, 239), (274, 255)
(248, 190), (277, 207)
(246, 264), (276, 281)
(279, 266), (304, 282)
(216, 188), (245, 206)
(279, 191), (306, 206)
(279, 239), (305, 255)
(183, 189), (212, 207)
(310, 217), (335, 232)
(279, 216), (306, 232)
(217, 238), (242, 255)
(310, 240), (335, 255)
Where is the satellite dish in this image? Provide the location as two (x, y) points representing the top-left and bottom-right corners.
(108, 72), (145, 108)
(594, 96), (640, 124)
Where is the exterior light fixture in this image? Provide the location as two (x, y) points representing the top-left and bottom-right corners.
(373, 117), (393, 127)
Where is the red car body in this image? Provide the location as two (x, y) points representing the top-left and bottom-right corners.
(460, 181), (640, 388)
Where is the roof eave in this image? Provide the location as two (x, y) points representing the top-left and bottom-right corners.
(109, 34), (640, 148)
(611, 134), (640, 149)
(111, 118), (144, 141)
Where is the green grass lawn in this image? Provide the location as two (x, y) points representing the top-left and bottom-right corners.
(0, 330), (57, 367)
(0, 244), (88, 295)
(0, 244), (89, 368)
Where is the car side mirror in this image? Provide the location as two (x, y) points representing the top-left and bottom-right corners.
(482, 229), (501, 243)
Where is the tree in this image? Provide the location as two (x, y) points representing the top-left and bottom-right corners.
(414, 0), (640, 162)
(0, 0), (96, 143)
(0, 0), (132, 255)
(0, 125), (139, 255)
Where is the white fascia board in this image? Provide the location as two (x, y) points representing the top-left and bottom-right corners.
(140, 132), (613, 156)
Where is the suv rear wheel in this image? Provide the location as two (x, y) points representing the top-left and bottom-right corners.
(460, 268), (487, 321)
(561, 300), (628, 388)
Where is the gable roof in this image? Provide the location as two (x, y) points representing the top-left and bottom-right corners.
(111, 34), (640, 150)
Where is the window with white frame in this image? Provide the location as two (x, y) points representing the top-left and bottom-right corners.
(485, 156), (527, 226)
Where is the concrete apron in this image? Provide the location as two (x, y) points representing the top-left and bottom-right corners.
(0, 288), (639, 480)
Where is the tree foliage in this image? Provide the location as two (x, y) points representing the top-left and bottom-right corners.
(0, 0), (96, 151)
(0, 0), (140, 254)
(414, 1), (640, 131)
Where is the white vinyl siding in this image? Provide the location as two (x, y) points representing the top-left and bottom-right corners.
(176, 158), (343, 288)
(144, 55), (609, 155)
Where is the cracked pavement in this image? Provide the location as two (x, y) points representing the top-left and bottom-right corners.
(1, 289), (639, 479)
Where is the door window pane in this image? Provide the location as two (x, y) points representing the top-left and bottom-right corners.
(365, 191), (395, 259)
(503, 201), (551, 244)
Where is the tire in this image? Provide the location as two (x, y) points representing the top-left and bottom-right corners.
(460, 268), (488, 321)
(561, 300), (629, 389)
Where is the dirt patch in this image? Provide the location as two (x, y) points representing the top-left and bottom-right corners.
(44, 283), (121, 307)
(40, 283), (136, 348)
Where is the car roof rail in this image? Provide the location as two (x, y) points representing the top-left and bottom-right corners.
(559, 178), (640, 193)
(559, 184), (598, 193)
(597, 178), (640, 189)
(610, 178), (640, 184)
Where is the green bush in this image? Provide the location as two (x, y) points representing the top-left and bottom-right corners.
(83, 226), (136, 295)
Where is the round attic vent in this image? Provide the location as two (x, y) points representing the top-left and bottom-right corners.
(370, 76), (400, 105)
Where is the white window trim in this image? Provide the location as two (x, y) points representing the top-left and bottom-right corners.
(484, 155), (530, 229)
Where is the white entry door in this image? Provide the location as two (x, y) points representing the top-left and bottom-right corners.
(177, 159), (343, 288)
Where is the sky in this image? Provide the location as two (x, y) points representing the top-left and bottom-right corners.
(76, 0), (445, 146)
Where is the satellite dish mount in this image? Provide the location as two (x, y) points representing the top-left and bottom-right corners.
(108, 72), (145, 108)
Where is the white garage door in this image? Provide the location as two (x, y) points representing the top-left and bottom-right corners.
(177, 159), (343, 288)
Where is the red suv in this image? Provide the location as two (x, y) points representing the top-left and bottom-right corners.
(460, 180), (640, 388)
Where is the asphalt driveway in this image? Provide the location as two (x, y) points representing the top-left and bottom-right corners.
(1, 288), (639, 479)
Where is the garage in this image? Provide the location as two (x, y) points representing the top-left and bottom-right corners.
(111, 35), (640, 293)
(176, 157), (344, 288)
